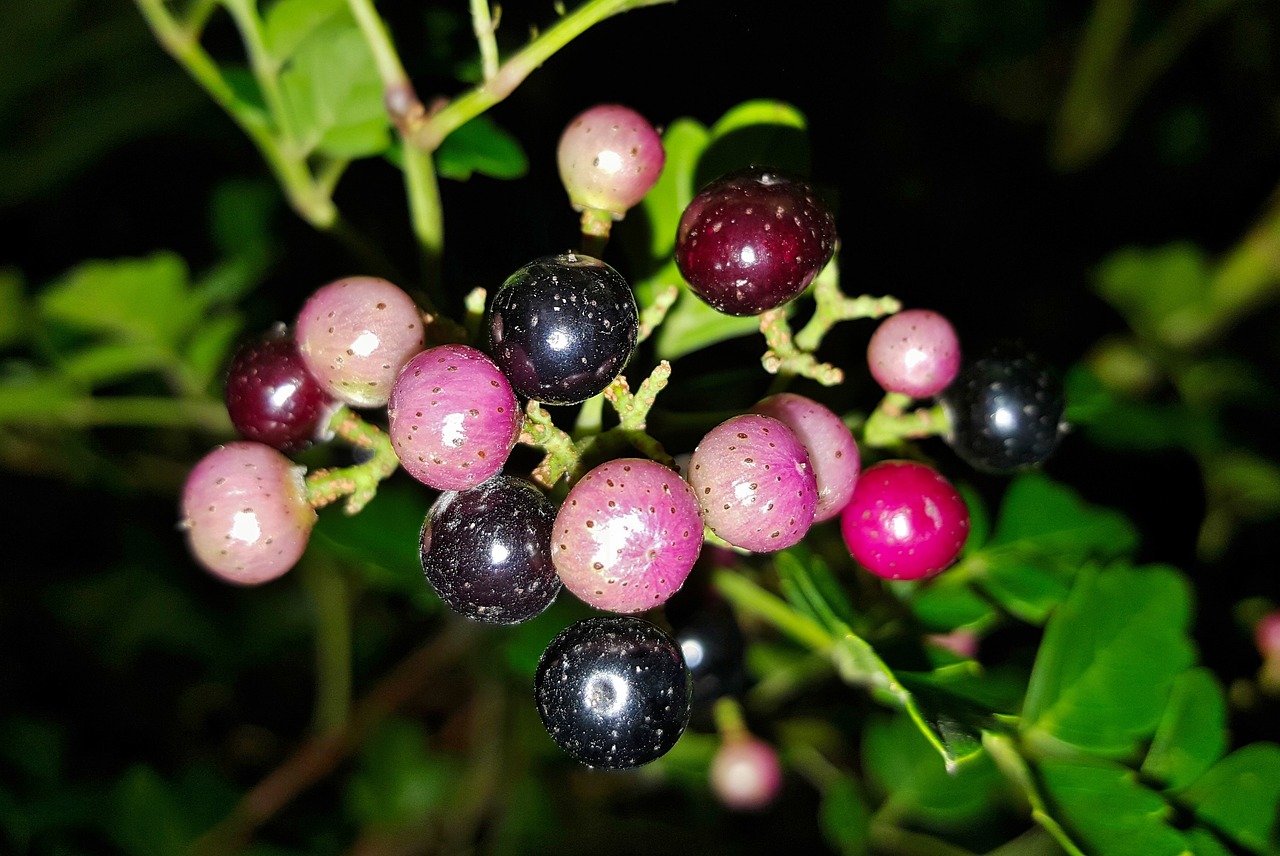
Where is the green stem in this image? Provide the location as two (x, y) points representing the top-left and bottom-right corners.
(711, 696), (749, 741)
(573, 393), (606, 439)
(299, 558), (352, 734)
(862, 394), (949, 450)
(711, 569), (835, 653)
(304, 407), (400, 513)
(0, 395), (231, 432)
(470, 0), (501, 80)
(1050, 0), (1136, 170)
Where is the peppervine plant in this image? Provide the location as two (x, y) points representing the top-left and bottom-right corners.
(11, 1), (1269, 854)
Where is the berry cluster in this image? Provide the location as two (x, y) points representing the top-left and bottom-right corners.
(179, 102), (1069, 779)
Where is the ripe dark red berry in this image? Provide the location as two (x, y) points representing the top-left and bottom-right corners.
(419, 475), (560, 624)
(534, 615), (692, 769)
(488, 253), (639, 405)
(940, 343), (1066, 474)
(224, 325), (337, 453)
(675, 167), (837, 316)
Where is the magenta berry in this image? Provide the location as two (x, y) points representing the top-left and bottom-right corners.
(675, 166), (837, 316)
(710, 735), (783, 812)
(224, 325), (337, 453)
(552, 458), (703, 614)
(751, 392), (860, 522)
(557, 103), (665, 220)
(179, 441), (316, 586)
(688, 413), (818, 552)
(295, 276), (425, 408)
(839, 460), (969, 581)
(866, 308), (961, 398)
(388, 344), (521, 491)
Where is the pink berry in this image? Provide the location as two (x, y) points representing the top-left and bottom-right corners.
(387, 345), (521, 491)
(839, 460), (969, 581)
(557, 104), (665, 219)
(552, 458), (703, 614)
(866, 309), (961, 398)
(688, 414), (818, 553)
(709, 736), (783, 812)
(751, 392), (860, 522)
(1255, 611), (1280, 660)
(295, 276), (425, 408)
(179, 442), (316, 585)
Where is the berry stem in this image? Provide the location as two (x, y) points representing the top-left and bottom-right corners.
(637, 284), (679, 344)
(862, 393), (950, 449)
(304, 407), (401, 514)
(521, 401), (580, 487)
(793, 275), (902, 353)
(469, 0), (502, 81)
(298, 558), (353, 734)
(710, 569), (835, 653)
(712, 696), (750, 741)
(759, 308), (846, 386)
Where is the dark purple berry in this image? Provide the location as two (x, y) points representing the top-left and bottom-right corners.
(420, 475), (561, 625)
(940, 344), (1066, 474)
(675, 167), (837, 316)
(488, 253), (639, 405)
(534, 616), (692, 769)
(224, 326), (336, 453)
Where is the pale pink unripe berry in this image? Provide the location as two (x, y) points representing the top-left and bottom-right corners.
(709, 735), (783, 812)
(557, 104), (665, 219)
(751, 392), (860, 522)
(867, 308), (961, 398)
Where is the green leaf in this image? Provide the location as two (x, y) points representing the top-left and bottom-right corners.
(184, 315), (244, 393)
(820, 776), (870, 856)
(860, 712), (1004, 830)
(346, 718), (457, 828)
(640, 118), (709, 261)
(207, 177), (279, 267)
(1021, 564), (1195, 757)
(1140, 667), (1227, 791)
(38, 253), (200, 347)
(774, 545), (858, 634)
(1092, 242), (1211, 340)
(0, 372), (77, 423)
(654, 282), (762, 361)
(902, 575), (996, 630)
(1063, 364), (1213, 451)
(696, 99), (812, 192)
(0, 268), (27, 349)
(435, 115), (529, 181)
(1179, 743), (1280, 854)
(263, 0), (348, 63)
(1182, 828), (1235, 856)
(108, 766), (190, 856)
(0, 718), (64, 787)
(277, 16), (389, 159)
(1038, 757), (1188, 856)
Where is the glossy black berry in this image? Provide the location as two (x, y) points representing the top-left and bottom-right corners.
(675, 166), (837, 316)
(667, 589), (749, 717)
(420, 475), (561, 624)
(488, 253), (639, 405)
(940, 344), (1066, 474)
(534, 616), (693, 769)
(224, 325), (336, 453)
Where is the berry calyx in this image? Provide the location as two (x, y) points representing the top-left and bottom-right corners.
(487, 253), (639, 405)
(750, 392), (860, 523)
(839, 460), (969, 581)
(419, 475), (560, 624)
(675, 166), (837, 316)
(224, 325), (337, 453)
(866, 308), (961, 399)
(534, 615), (692, 769)
(557, 103), (665, 230)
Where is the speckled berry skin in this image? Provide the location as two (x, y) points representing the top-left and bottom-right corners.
(180, 442), (316, 586)
(710, 736), (784, 812)
(488, 254), (639, 405)
(675, 167), (837, 316)
(688, 413), (818, 552)
(839, 460), (969, 581)
(940, 344), (1066, 474)
(295, 276), (425, 408)
(224, 325), (338, 453)
(751, 392), (860, 522)
(388, 344), (521, 491)
(557, 104), (665, 219)
(534, 616), (692, 769)
(419, 475), (560, 624)
(552, 458), (702, 614)
(866, 309), (961, 398)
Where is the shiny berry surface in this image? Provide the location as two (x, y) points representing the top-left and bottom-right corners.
(688, 413), (818, 553)
(552, 458), (702, 614)
(388, 344), (521, 491)
(751, 392), (860, 522)
(866, 309), (961, 398)
(295, 276), (425, 408)
(941, 344), (1066, 473)
(674, 167), (837, 316)
(710, 736), (784, 812)
(224, 325), (336, 453)
(557, 103), (665, 219)
(180, 441), (316, 586)
(488, 253), (639, 405)
(667, 580), (749, 715)
(839, 460), (969, 581)
(419, 475), (560, 624)
(534, 616), (692, 769)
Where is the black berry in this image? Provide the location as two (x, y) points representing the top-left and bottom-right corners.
(488, 253), (639, 405)
(534, 616), (692, 769)
(940, 344), (1066, 474)
(420, 475), (561, 624)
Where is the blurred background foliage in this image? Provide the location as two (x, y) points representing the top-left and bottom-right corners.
(2, 1), (1280, 854)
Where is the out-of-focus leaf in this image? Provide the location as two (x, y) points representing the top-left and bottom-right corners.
(1178, 743), (1280, 854)
(1021, 564), (1195, 757)
(1038, 757), (1187, 856)
(696, 99), (811, 191)
(185, 315), (244, 393)
(1092, 242), (1210, 341)
(346, 718), (457, 828)
(1182, 828), (1235, 856)
(903, 576), (996, 630)
(655, 282), (763, 362)
(1140, 667), (1227, 791)
(1064, 364), (1214, 450)
(821, 776), (870, 856)
(0, 372), (78, 424)
(0, 718), (64, 787)
(1203, 450), (1280, 521)
(436, 116), (528, 181)
(263, 0), (348, 62)
(774, 546), (858, 634)
(206, 178), (278, 276)
(0, 269), (27, 348)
